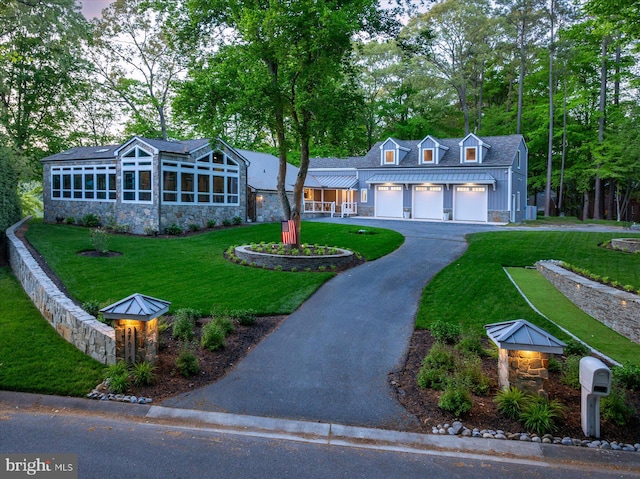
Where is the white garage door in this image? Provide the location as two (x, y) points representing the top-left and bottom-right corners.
(376, 185), (403, 218)
(454, 186), (487, 222)
(413, 186), (443, 220)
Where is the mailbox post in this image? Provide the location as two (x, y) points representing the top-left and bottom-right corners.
(579, 357), (611, 438)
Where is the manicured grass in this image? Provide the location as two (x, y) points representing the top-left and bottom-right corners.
(24, 220), (404, 315)
(522, 216), (633, 228)
(416, 231), (640, 343)
(506, 267), (640, 366)
(0, 267), (105, 395)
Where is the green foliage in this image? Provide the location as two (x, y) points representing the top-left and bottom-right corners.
(612, 362), (640, 391)
(172, 308), (199, 341)
(0, 150), (22, 238)
(166, 223), (183, 235)
(188, 223), (200, 232)
(82, 300), (101, 317)
(206, 219), (217, 228)
(201, 321), (226, 351)
(232, 216), (242, 225)
(222, 219), (232, 226)
(103, 361), (129, 381)
(131, 361), (156, 387)
(430, 320), (461, 344)
(547, 356), (562, 374)
(561, 355), (581, 390)
(438, 380), (473, 417)
(417, 343), (456, 390)
(82, 214), (101, 228)
(456, 355), (492, 395)
(65, 217), (75, 225)
(564, 339), (590, 357)
(494, 386), (531, 420)
(18, 181), (42, 219)
(520, 398), (565, 436)
(104, 361), (130, 394)
(157, 316), (170, 334)
(455, 333), (486, 357)
(89, 228), (109, 254)
(601, 386), (636, 426)
(175, 342), (200, 377)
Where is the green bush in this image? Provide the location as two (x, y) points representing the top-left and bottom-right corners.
(104, 361), (129, 381)
(601, 385), (636, 426)
(90, 228), (109, 254)
(166, 223), (183, 235)
(422, 342), (456, 370)
(175, 343), (199, 377)
(564, 339), (589, 357)
(172, 308), (199, 341)
(104, 361), (130, 394)
(430, 320), (461, 344)
(222, 218), (232, 226)
(0, 149), (22, 237)
(82, 213), (101, 227)
(206, 219), (217, 228)
(82, 300), (101, 317)
(455, 333), (486, 357)
(232, 216), (242, 225)
(438, 381), (473, 417)
(612, 362), (640, 391)
(561, 355), (581, 390)
(547, 356), (562, 373)
(417, 366), (450, 391)
(456, 355), (492, 395)
(520, 398), (564, 436)
(494, 386), (530, 420)
(65, 217), (75, 225)
(131, 361), (156, 387)
(201, 321), (226, 351)
(188, 223), (200, 232)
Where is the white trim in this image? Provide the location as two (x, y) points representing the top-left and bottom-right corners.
(360, 188), (368, 203)
(114, 136), (159, 156)
(50, 165), (116, 202)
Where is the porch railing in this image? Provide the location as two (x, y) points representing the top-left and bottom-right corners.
(341, 202), (357, 217)
(303, 201), (336, 217)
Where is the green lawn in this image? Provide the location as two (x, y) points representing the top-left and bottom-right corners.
(0, 267), (105, 395)
(24, 220), (404, 315)
(416, 230), (640, 346)
(506, 267), (640, 366)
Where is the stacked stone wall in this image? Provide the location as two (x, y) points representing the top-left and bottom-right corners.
(7, 218), (116, 365)
(537, 260), (640, 345)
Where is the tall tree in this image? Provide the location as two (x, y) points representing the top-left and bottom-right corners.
(91, 0), (185, 140)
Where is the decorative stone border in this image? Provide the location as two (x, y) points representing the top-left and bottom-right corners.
(611, 238), (640, 253)
(536, 260), (640, 345)
(7, 217), (116, 364)
(233, 245), (355, 271)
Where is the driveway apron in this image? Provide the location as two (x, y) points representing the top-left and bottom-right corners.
(163, 219), (497, 428)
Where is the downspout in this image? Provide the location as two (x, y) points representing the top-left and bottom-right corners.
(508, 166), (513, 223)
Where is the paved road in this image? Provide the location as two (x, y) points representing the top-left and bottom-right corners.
(164, 219), (498, 428)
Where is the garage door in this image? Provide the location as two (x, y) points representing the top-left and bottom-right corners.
(454, 186), (487, 222)
(376, 185), (403, 218)
(413, 186), (443, 220)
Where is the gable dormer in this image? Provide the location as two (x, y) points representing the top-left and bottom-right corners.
(379, 138), (410, 166)
(417, 135), (449, 165)
(459, 133), (490, 164)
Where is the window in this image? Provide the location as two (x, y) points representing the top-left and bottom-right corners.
(422, 149), (434, 163)
(51, 165), (116, 202)
(161, 150), (240, 205)
(516, 150), (521, 169)
(121, 147), (153, 203)
(516, 191), (521, 211)
(384, 150), (395, 164)
(360, 188), (368, 203)
(464, 147), (477, 162)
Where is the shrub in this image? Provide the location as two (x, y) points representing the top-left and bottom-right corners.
(222, 218), (232, 226)
(564, 339), (589, 357)
(144, 226), (158, 236)
(201, 321), (226, 351)
(65, 216), (75, 225)
(232, 216), (242, 225)
(188, 223), (200, 232)
(104, 361), (129, 381)
(422, 342), (456, 370)
(612, 362), (640, 391)
(417, 366), (450, 391)
(520, 398), (564, 436)
(175, 342), (199, 377)
(214, 316), (235, 335)
(438, 381), (473, 416)
(231, 309), (257, 326)
(90, 228), (109, 254)
(157, 316), (170, 334)
(455, 333), (485, 356)
(430, 320), (461, 344)
(166, 223), (183, 235)
(172, 308), (198, 341)
(455, 355), (492, 395)
(131, 361), (156, 387)
(494, 386), (530, 420)
(82, 213), (101, 227)
(561, 355), (581, 390)
(104, 361), (130, 394)
(601, 386), (636, 426)
(82, 300), (101, 317)
(547, 356), (562, 373)
(206, 219), (217, 228)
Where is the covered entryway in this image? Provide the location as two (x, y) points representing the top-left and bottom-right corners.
(413, 185), (443, 220)
(375, 185), (403, 218)
(454, 185), (487, 222)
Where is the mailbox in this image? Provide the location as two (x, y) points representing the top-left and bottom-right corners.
(579, 357), (611, 396)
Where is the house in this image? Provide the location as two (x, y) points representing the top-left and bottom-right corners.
(41, 136), (305, 234)
(306, 133), (528, 223)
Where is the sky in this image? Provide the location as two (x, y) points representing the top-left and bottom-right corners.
(77, 0), (113, 19)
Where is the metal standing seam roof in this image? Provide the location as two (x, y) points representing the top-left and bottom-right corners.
(485, 319), (566, 354)
(309, 175), (359, 189)
(365, 173), (496, 186)
(100, 293), (171, 321)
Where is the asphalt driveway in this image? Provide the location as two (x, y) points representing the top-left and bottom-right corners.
(163, 219), (499, 428)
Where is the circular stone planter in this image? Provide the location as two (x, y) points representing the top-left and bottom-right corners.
(611, 238), (640, 253)
(233, 245), (356, 271)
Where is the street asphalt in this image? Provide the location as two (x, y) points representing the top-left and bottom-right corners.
(162, 218), (500, 428)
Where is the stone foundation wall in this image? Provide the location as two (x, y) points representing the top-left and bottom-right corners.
(7, 217), (116, 365)
(501, 349), (549, 397)
(537, 261), (640, 345)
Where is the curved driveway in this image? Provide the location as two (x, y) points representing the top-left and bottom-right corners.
(163, 219), (499, 428)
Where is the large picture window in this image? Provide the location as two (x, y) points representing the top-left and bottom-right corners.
(161, 150), (240, 205)
(121, 147), (153, 203)
(51, 165), (116, 201)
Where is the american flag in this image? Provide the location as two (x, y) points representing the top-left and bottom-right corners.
(281, 220), (297, 245)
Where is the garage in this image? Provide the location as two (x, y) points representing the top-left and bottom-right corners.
(454, 185), (487, 222)
(413, 186), (443, 220)
(375, 185), (403, 218)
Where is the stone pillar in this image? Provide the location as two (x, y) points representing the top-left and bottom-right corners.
(507, 350), (550, 397)
(114, 319), (158, 365)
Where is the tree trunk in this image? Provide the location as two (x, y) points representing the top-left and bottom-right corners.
(558, 59), (567, 214)
(544, 0), (555, 217)
(517, 27), (526, 135)
(582, 190), (589, 221)
(594, 36), (608, 220)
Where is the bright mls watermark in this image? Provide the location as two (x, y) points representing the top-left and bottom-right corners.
(1, 454), (77, 478)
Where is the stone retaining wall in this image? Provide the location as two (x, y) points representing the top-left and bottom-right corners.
(536, 260), (640, 345)
(234, 245), (355, 271)
(7, 218), (116, 364)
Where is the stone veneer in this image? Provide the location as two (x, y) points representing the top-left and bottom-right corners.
(537, 260), (640, 345)
(499, 348), (549, 397)
(114, 318), (158, 365)
(7, 217), (116, 365)
(234, 245), (355, 271)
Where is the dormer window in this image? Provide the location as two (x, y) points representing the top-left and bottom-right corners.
(464, 147), (478, 162)
(422, 149), (434, 163)
(384, 150), (395, 164)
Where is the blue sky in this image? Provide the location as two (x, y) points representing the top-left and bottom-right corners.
(77, 0), (112, 19)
